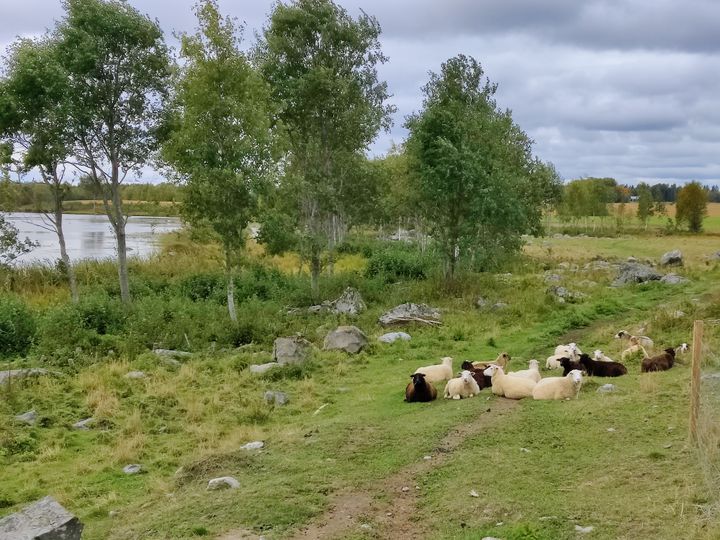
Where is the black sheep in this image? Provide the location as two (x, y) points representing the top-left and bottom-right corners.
(641, 348), (676, 373)
(559, 357), (584, 376)
(405, 372), (437, 402)
(578, 353), (627, 377)
(461, 361), (492, 390)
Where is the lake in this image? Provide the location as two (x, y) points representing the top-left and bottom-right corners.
(5, 212), (183, 265)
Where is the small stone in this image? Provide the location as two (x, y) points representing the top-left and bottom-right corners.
(386, 512), (393, 517)
(660, 249), (683, 266)
(575, 525), (595, 534)
(423, 455), (432, 460)
(597, 384), (618, 393)
(663, 443), (673, 449)
(378, 332), (412, 344)
(122, 464), (142, 475)
(607, 427), (616, 432)
(264, 391), (289, 406)
(359, 523), (372, 531)
(492, 302), (509, 311)
(660, 273), (690, 285)
(14, 410), (37, 425)
(539, 516), (557, 521)
(469, 490), (479, 497)
(108, 510), (118, 517)
(73, 417), (95, 430)
(520, 447), (531, 453)
(250, 362), (280, 374)
(162, 358), (181, 368)
(241, 441), (264, 450)
(401, 486), (410, 493)
(125, 371), (146, 379)
(207, 476), (240, 490)
(671, 310), (686, 318)
(544, 273), (562, 283)
(482, 537), (502, 540)
(153, 348), (192, 359)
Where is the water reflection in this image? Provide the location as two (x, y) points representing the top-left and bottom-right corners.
(5, 212), (182, 265)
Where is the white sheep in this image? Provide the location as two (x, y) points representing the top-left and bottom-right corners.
(443, 370), (481, 400)
(483, 365), (536, 400)
(414, 357), (453, 383)
(472, 352), (511, 370)
(554, 342), (582, 360)
(508, 359), (541, 383)
(593, 349), (614, 362)
(545, 354), (566, 370)
(621, 337), (648, 361)
(532, 369), (583, 400)
(615, 330), (654, 349)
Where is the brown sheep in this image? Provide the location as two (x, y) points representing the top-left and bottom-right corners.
(405, 372), (437, 402)
(641, 348), (676, 373)
(461, 361), (492, 390)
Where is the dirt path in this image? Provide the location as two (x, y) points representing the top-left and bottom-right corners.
(285, 397), (519, 540)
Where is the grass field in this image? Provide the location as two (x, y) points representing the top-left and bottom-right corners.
(2, 234), (720, 539)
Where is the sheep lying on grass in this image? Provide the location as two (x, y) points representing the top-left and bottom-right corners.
(483, 365), (536, 399)
(559, 357), (584, 376)
(554, 342), (581, 361)
(593, 349), (614, 362)
(620, 336), (648, 361)
(414, 357), (453, 383)
(508, 359), (541, 383)
(641, 348), (676, 373)
(461, 361), (492, 390)
(546, 354), (567, 370)
(405, 372), (437, 402)
(532, 370), (583, 400)
(579, 353), (628, 377)
(615, 330), (654, 349)
(444, 370), (481, 399)
(472, 352), (511, 370)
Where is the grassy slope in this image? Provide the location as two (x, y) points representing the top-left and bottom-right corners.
(2, 239), (720, 539)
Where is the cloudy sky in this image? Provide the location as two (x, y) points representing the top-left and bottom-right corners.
(2, 0), (720, 185)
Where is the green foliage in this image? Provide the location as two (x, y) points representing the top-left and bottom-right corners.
(558, 177), (617, 220)
(365, 245), (433, 281)
(405, 54), (561, 281)
(636, 182), (654, 225)
(0, 296), (36, 357)
(676, 181), (708, 233)
(0, 213), (37, 268)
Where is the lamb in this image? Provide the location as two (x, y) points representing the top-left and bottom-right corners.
(554, 342), (582, 361)
(460, 361), (492, 390)
(508, 359), (541, 383)
(593, 349), (614, 362)
(532, 370), (583, 400)
(615, 330), (654, 349)
(578, 353), (627, 377)
(641, 348), (676, 373)
(621, 336), (648, 361)
(546, 354), (567, 370)
(472, 352), (511, 370)
(443, 370), (481, 400)
(559, 357), (584, 376)
(405, 372), (437, 402)
(483, 364), (536, 400)
(414, 357), (453, 383)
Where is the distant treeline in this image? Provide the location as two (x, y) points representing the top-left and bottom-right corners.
(623, 182), (720, 203)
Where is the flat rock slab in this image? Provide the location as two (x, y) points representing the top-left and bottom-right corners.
(0, 369), (52, 386)
(152, 349), (192, 359)
(14, 410), (37, 425)
(249, 362), (280, 374)
(323, 325), (368, 354)
(207, 477), (240, 490)
(272, 336), (314, 365)
(264, 391), (289, 406)
(241, 441), (265, 451)
(612, 262), (663, 286)
(0, 496), (83, 540)
(72, 418), (94, 430)
(378, 303), (441, 327)
(660, 273), (690, 285)
(378, 332), (411, 344)
(122, 464), (142, 475)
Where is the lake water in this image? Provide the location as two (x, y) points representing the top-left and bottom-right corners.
(5, 212), (183, 265)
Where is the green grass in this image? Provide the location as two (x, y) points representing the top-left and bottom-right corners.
(1, 234), (720, 539)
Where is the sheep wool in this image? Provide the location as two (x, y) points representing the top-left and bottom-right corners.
(532, 370), (583, 400)
(414, 357), (454, 383)
(443, 370), (481, 400)
(508, 359), (541, 383)
(483, 365), (536, 400)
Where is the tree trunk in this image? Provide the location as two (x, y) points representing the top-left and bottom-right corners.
(310, 249), (321, 298)
(55, 209), (79, 303)
(225, 248), (237, 323)
(115, 221), (131, 303)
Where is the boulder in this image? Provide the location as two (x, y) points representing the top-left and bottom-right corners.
(249, 362), (280, 374)
(660, 273), (690, 285)
(263, 391), (289, 406)
(379, 303), (441, 327)
(547, 286), (586, 302)
(14, 410), (37, 426)
(152, 349), (192, 360)
(207, 477), (240, 490)
(660, 250), (683, 266)
(305, 287), (366, 316)
(544, 273), (562, 283)
(612, 262), (663, 286)
(0, 496), (83, 540)
(72, 418), (95, 431)
(323, 326), (368, 354)
(0, 368), (53, 386)
(272, 336), (314, 365)
(378, 332), (411, 344)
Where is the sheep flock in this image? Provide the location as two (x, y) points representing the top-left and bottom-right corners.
(405, 332), (690, 404)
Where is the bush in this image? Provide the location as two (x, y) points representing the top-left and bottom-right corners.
(0, 296), (36, 357)
(365, 245), (433, 281)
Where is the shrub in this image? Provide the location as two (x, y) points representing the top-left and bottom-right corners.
(365, 245), (433, 281)
(0, 296), (36, 357)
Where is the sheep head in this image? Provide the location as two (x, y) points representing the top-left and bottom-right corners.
(496, 352), (511, 363)
(410, 373), (427, 386)
(559, 357), (572, 368)
(614, 330), (629, 339)
(460, 370), (473, 384)
(593, 349), (603, 360)
(578, 353), (592, 366)
(665, 348), (676, 357)
(460, 360), (474, 371)
(483, 364), (500, 377)
(678, 343), (689, 353)
(441, 356), (453, 366)
(569, 369), (583, 384)
(528, 359), (539, 369)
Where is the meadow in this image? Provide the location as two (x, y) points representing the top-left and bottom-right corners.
(1, 231), (720, 540)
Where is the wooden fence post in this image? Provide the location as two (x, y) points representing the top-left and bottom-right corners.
(689, 320), (703, 442)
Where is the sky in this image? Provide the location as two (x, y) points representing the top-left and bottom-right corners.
(2, 0), (720, 186)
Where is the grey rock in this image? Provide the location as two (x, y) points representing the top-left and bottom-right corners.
(547, 286), (586, 301)
(660, 273), (690, 285)
(249, 362), (280, 374)
(161, 358), (182, 368)
(152, 349), (192, 360)
(583, 260), (612, 271)
(359, 524), (372, 531)
(702, 373), (720, 381)
(544, 273), (562, 283)
(491, 302), (509, 311)
(612, 262), (662, 286)
(241, 441), (265, 451)
(660, 249), (683, 266)
(264, 391), (289, 406)
(305, 287), (366, 316)
(0, 368), (53, 386)
(122, 464), (142, 475)
(72, 418), (94, 430)
(124, 371), (146, 379)
(378, 303), (441, 327)
(575, 525), (595, 534)
(475, 297), (488, 308)
(378, 332), (411, 344)
(711, 251), (720, 261)
(14, 410), (37, 425)
(597, 384), (618, 393)
(323, 325), (368, 354)
(207, 476), (240, 490)
(0, 496), (83, 540)
(671, 310), (686, 318)
(272, 336), (314, 365)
